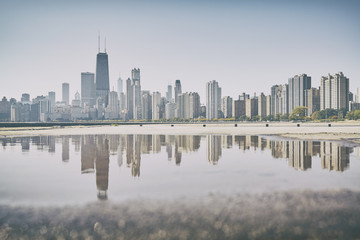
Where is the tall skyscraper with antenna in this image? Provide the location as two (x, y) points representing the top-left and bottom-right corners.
(95, 36), (110, 106)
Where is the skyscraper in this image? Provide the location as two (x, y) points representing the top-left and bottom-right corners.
(166, 85), (172, 102)
(126, 78), (133, 119)
(62, 82), (69, 105)
(152, 92), (161, 120)
(288, 74), (311, 113)
(320, 72), (349, 111)
(95, 49), (110, 106)
(221, 96), (233, 118)
(174, 80), (182, 104)
(48, 91), (55, 109)
(81, 72), (96, 108)
(206, 80), (221, 119)
(132, 68), (142, 119)
(117, 76), (123, 94)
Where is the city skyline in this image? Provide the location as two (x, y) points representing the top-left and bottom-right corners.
(1, 0), (360, 101)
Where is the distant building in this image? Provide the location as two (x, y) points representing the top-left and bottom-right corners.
(141, 91), (152, 120)
(117, 76), (123, 94)
(257, 93), (267, 119)
(48, 91), (56, 110)
(232, 99), (246, 119)
(320, 72), (349, 111)
(165, 102), (176, 120)
(174, 80), (182, 104)
(221, 96), (233, 118)
(246, 96), (258, 118)
(95, 51), (110, 106)
(304, 88), (320, 117)
(206, 80), (221, 119)
(81, 72), (96, 108)
(271, 84), (288, 115)
(62, 83), (70, 105)
(288, 74), (311, 113)
(166, 85), (172, 102)
(152, 92), (161, 120)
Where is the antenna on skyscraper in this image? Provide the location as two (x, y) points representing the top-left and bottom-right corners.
(98, 31), (100, 53)
(105, 37), (107, 53)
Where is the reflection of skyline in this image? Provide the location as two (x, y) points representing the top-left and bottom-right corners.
(0, 134), (356, 200)
(0, 135), (354, 173)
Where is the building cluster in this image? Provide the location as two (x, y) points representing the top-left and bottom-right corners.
(1, 44), (359, 122)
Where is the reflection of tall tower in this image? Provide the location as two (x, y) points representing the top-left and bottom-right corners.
(174, 137), (182, 165)
(131, 135), (141, 177)
(81, 135), (96, 174)
(62, 136), (69, 162)
(320, 142), (350, 172)
(95, 137), (110, 200)
(207, 135), (222, 165)
(288, 141), (311, 171)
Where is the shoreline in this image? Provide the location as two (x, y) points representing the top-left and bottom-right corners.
(1, 121), (360, 143)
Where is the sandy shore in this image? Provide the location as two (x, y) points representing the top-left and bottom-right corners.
(1, 121), (360, 142)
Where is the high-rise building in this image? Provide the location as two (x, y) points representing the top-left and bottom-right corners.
(304, 88), (320, 117)
(320, 72), (349, 111)
(81, 72), (96, 108)
(126, 78), (133, 119)
(257, 93), (267, 119)
(95, 50), (110, 106)
(21, 93), (30, 103)
(106, 91), (119, 119)
(174, 80), (182, 104)
(206, 80), (221, 119)
(246, 96), (258, 118)
(141, 91), (152, 120)
(271, 84), (288, 115)
(166, 85), (172, 102)
(152, 92), (161, 120)
(189, 92), (200, 119)
(221, 96), (233, 118)
(62, 82), (70, 105)
(288, 74), (311, 113)
(356, 87), (360, 103)
(232, 99), (246, 119)
(48, 92), (56, 110)
(165, 102), (176, 120)
(132, 68), (142, 119)
(117, 76), (123, 94)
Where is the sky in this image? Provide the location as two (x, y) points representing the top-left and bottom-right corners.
(1, 0), (360, 103)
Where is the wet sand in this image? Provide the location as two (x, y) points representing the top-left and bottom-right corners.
(1, 190), (359, 240)
(1, 121), (360, 142)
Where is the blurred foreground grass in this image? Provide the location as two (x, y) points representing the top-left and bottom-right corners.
(1, 190), (359, 240)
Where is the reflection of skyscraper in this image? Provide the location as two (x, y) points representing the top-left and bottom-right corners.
(207, 135), (222, 165)
(21, 137), (30, 152)
(320, 142), (350, 172)
(62, 136), (69, 162)
(81, 135), (95, 174)
(288, 141), (311, 171)
(95, 137), (110, 200)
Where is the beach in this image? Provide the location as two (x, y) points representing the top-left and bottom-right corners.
(1, 121), (360, 143)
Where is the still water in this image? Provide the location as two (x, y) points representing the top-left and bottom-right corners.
(0, 134), (360, 239)
(0, 134), (359, 205)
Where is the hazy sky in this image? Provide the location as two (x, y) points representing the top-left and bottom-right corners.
(1, 0), (359, 103)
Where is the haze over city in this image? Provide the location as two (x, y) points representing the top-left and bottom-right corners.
(1, 0), (359, 100)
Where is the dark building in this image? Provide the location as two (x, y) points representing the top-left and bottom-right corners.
(95, 52), (110, 106)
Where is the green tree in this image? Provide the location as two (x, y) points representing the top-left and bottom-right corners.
(289, 106), (307, 121)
